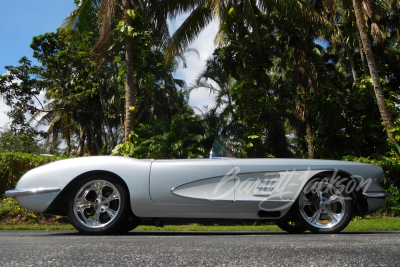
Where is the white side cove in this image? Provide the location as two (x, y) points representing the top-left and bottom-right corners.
(171, 176), (235, 204)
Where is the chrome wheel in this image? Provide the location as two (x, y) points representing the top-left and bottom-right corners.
(73, 180), (121, 229)
(299, 180), (346, 229)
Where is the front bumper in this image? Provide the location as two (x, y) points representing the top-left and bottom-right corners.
(363, 191), (392, 214)
(5, 188), (61, 198)
(363, 192), (392, 199)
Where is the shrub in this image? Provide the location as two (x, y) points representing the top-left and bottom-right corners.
(0, 198), (20, 217)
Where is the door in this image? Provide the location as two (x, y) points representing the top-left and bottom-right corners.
(150, 158), (235, 205)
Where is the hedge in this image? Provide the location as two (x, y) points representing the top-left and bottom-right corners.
(0, 153), (70, 196)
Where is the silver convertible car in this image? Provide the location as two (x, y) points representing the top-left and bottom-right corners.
(5, 152), (391, 234)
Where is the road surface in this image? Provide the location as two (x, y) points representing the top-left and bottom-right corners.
(0, 230), (399, 266)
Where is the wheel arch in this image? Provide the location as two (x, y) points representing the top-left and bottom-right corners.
(43, 170), (131, 216)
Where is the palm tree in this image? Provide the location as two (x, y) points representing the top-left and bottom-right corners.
(321, 0), (397, 145)
(168, 0), (328, 56)
(61, 0), (173, 143)
(173, 0), (398, 147)
(351, 0), (397, 145)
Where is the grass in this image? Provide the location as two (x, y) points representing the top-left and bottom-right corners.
(345, 218), (400, 231)
(0, 218), (399, 231)
(0, 225), (75, 230)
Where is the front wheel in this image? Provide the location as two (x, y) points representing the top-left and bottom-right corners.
(295, 178), (353, 234)
(68, 175), (130, 235)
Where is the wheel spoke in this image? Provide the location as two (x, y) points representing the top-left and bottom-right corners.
(104, 207), (117, 219)
(316, 190), (323, 204)
(93, 181), (106, 197)
(82, 188), (92, 199)
(89, 210), (101, 226)
(107, 192), (119, 202)
(76, 208), (96, 226)
(324, 195), (339, 205)
(325, 208), (340, 223)
(75, 198), (95, 210)
(310, 209), (322, 224)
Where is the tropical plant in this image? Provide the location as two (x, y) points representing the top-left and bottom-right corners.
(61, 0), (178, 143)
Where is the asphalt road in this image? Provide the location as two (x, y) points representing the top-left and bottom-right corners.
(0, 230), (399, 266)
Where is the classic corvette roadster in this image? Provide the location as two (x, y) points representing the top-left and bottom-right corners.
(5, 152), (391, 234)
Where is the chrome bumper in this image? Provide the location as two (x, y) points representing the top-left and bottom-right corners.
(5, 188), (61, 198)
(363, 192), (392, 198)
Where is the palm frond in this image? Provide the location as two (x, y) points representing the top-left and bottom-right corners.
(60, 0), (101, 40)
(93, 0), (119, 58)
(167, 5), (213, 61)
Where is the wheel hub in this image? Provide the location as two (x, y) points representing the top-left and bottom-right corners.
(96, 198), (108, 212)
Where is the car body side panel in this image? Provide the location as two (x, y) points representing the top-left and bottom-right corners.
(150, 159), (235, 205)
(130, 168), (327, 219)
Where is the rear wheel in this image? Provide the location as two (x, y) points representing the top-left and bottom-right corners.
(295, 178), (353, 234)
(68, 175), (130, 235)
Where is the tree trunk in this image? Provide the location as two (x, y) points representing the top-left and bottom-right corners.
(98, 80), (116, 148)
(86, 129), (92, 156)
(76, 127), (85, 157)
(299, 85), (314, 159)
(66, 130), (71, 156)
(348, 0), (368, 76)
(88, 123), (101, 154)
(306, 123), (314, 159)
(357, 32), (368, 76)
(123, 0), (135, 143)
(352, 0), (398, 145)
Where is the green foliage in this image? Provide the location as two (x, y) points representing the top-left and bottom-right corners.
(0, 57), (46, 139)
(112, 112), (208, 159)
(384, 184), (400, 216)
(0, 126), (42, 154)
(30, 29), (125, 156)
(0, 197), (70, 225)
(0, 198), (21, 218)
(343, 155), (400, 216)
(0, 153), (70, 196)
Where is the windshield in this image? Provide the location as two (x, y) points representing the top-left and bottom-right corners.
(210, 139), (235, 158)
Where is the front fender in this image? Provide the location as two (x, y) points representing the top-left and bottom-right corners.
(10, 156), (151, 212)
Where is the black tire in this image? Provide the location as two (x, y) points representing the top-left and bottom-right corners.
(276, 213), (307, 234)
(295, 178), (353, 234)
(68, 175), (130, 235)
(115, 213), (139, 233)
(117, 222), (139, 233)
